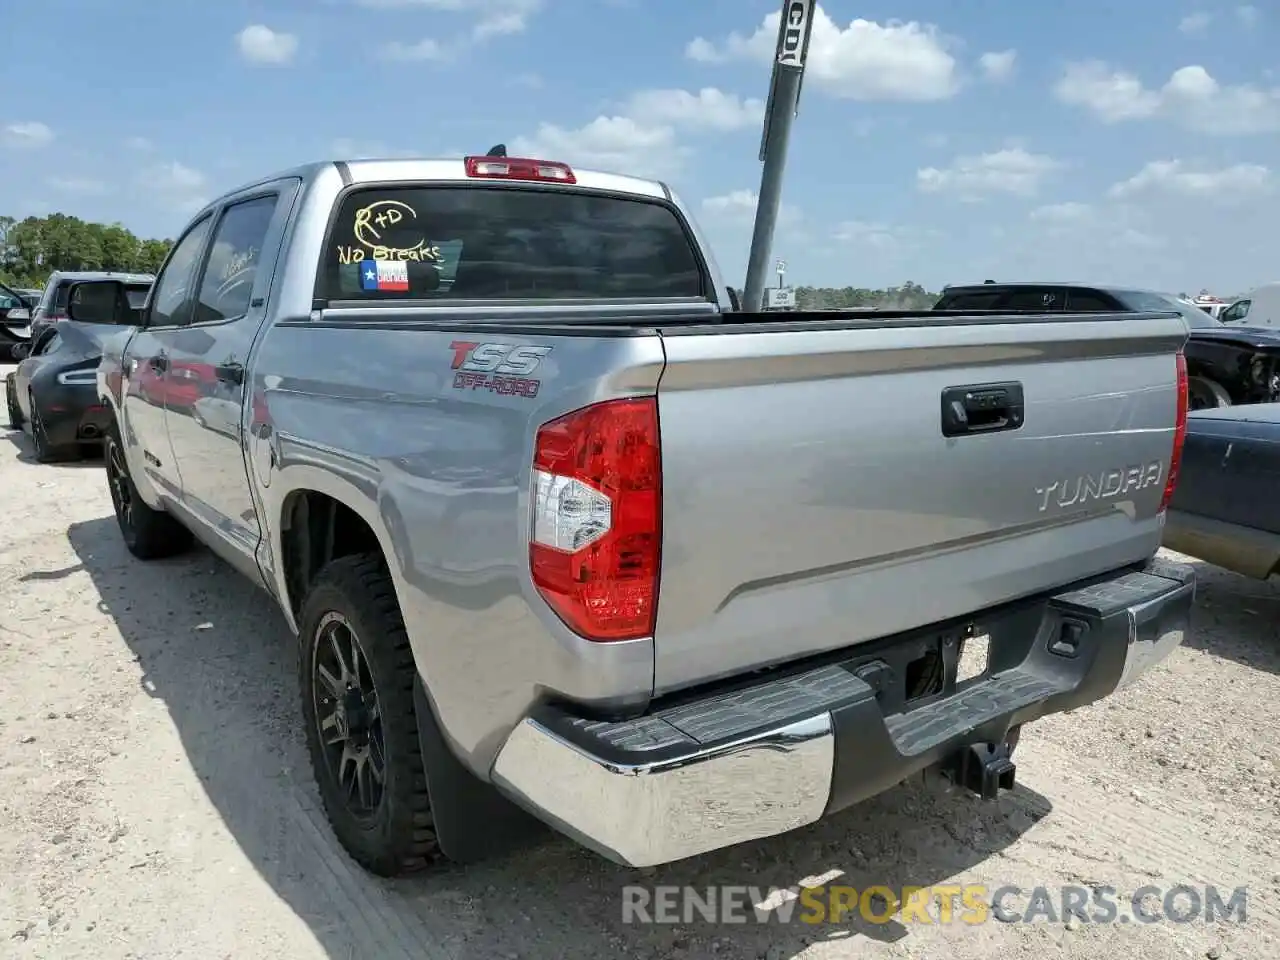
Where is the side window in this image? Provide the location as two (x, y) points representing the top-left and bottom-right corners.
(1064, 291), (1122, 311)
(999, 287), (1065, 311)
(1222, 300), (1250, 323)
(193, 194), (279, 325)
(149, 215), (214, 328)
(934, 291), (1005, 310)
(32, 279), (57, 319)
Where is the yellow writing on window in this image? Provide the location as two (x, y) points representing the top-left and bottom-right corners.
(338, 199), (444, 264)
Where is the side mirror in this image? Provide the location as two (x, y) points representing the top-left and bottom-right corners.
(12, 343), (30, 360)
(65, 279), (137, 325)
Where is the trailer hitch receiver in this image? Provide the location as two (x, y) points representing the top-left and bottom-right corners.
(945, 741), (1017, 800)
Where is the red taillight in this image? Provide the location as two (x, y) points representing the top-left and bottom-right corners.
(1160, 352), (1189, 512)
(529, 397), (661, 642)
(464, 155), (576, 184)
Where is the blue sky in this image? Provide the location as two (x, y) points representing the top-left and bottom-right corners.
(1, 0), (1276, 295)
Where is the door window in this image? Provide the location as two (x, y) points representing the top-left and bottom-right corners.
(150, 216), (214, 328)
(1220, 299), (1251, 323)
(193, 195), (279, 325)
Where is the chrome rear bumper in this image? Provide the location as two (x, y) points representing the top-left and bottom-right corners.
(491, 560), (1194, 868)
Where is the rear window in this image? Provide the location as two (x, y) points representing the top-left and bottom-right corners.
(320, 186), (705, 301)
(934, 287), (1065, 311)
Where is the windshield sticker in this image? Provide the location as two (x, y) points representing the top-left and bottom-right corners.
(336, 198), (444, 265)
(360, 260), (410, 292)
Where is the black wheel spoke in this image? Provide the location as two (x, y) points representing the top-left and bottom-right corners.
(312, 612), (387, 820)
(316, 663), (342, 700)
(320, 710), (344, 746)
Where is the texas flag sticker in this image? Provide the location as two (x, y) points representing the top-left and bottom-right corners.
(360, 259), (410, 292)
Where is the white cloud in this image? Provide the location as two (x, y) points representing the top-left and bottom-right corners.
(979, 50), (1016, 82)
(142, 161), (210, 213)
(917, 148), (1062, 200)
(354, 0), (541, 41)
(511, 117), (687, 180)
(47, 177), (107, 195)
(1109, 160), (1272, 200)
(624, 88), (763, 131)
(381, 38), (444, 60)
(687, 7), (959, 102)
(701, 189), (801, 223)
(1237, 5), (1260, 26)
(125, 136), (152, 151)
(236, 24), (298, 65)
(508, 85), (761, 181)
(1029, 201), (1093, 223)
(2, 121), (53, 148)
(1178, 12), (1212, 33)
(1054, 61), (1280, 134)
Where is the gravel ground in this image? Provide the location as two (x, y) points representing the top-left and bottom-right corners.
(1, 362), (1277, 960)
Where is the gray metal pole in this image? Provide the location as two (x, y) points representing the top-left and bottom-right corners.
(742, 0), (814, 313)
(742, 68), (801, 313)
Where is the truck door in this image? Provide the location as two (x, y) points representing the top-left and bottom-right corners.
(120, 214), (214, 501)
(161, 182), (299, 581)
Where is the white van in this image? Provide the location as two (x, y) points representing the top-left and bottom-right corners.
(1220, 281), (1280, 327)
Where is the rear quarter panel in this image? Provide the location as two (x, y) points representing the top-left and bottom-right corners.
(250, 318), (666, 773)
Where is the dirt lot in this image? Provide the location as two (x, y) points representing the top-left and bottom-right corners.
(1, 363), (1277, 960)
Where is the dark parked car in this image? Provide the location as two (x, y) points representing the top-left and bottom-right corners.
(5, 320), (117, 462)
(933, 282), (1279, 411)
(1163, 404), (1280, 580)
(28, 270), (152, 344)
(0, 280), (38, 359)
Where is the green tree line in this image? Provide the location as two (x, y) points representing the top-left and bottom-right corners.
(0, 213), (173, 288)
(795, 280), (939, 310)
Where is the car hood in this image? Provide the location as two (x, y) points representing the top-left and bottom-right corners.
(1189, 325), (1280, 349)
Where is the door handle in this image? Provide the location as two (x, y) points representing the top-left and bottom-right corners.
(941, 382), (1025, 437)
(216, 362), (244, 385)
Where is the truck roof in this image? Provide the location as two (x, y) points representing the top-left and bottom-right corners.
(205, 156), (673, 214)
(45, 270), (154, 282)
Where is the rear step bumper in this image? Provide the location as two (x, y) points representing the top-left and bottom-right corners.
(491, 559), (1195, 868)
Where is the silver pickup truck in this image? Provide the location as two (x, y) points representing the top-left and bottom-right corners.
(66, 155), (1196, 878)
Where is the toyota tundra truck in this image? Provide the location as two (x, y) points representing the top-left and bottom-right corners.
(65, 154), (1195, 878)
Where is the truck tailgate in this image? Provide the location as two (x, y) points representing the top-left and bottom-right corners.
(652, 313), (1188, 693)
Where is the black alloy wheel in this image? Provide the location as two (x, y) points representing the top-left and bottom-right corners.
(106, 435), (135, 535)
(312, 610), (387, 819)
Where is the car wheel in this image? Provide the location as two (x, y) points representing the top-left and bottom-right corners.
(5, 379), (22, 429)
(298, 553), (440, 877)
(1187, 376), (1232, 411)
(104, 425), (193, 559)
(28, 391), (78, 463)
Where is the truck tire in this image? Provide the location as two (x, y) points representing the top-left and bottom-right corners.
(5, 378), (22, 429)
(1187, 376), (1231, 410)
(104, 426), (193, 559)
(297, 553), (440, 877)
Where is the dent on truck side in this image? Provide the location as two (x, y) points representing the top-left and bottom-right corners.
(245, 165), (675, 777)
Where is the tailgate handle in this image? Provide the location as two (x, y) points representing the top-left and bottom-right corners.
(941, 382), (1024, 437)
